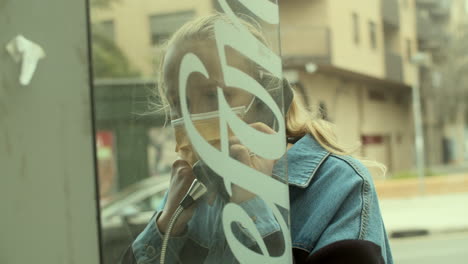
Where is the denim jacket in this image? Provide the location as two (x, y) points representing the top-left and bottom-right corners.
(132, 134), (393, 264)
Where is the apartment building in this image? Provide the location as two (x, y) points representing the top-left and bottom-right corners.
(92, 0), (419, 175)
(91, 0), (214, 76)
(416, 0), (468, 165)
(280, 0), (418, 174)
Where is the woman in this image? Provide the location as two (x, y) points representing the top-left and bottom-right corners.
(124, 14), (393, 264)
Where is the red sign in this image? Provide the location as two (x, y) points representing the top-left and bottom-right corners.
(361, 135), (383, 145)
(96, 131), (116, 200)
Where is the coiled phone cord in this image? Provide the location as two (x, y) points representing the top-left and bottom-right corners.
(160, 179), (207, 264)
(160, 205), (183, 264)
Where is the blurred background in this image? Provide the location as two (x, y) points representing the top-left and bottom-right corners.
(88, 0), (468, 263)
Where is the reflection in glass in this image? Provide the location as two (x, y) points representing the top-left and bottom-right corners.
(91, 1), (289, 263)
(128, 10), (289, 263)
(89, 0), (468, 263)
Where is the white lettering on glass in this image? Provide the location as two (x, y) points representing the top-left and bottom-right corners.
(177, 0), (292, 262)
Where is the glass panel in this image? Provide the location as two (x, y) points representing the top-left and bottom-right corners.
(90, 0), (468, 263)
(149, 11), (196, 46)
(90, 0), (291, 263)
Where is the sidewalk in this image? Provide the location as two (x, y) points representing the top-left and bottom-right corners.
(380, 193), (468, 238)
(375, 173), (468, 199)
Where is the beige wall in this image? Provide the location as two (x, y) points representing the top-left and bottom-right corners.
(361, 84), (413, 171)
(399, 0), (419, 86)
(279, 0), (330, 58)
(328, 0), (386, 79)
(298, 72), (362, 148)
(279, 0), (328, 27)
(92, 0), (213, 76)
(298, 71), (414, 174)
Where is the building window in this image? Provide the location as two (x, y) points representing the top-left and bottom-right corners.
(149, 11), (195, 46)
(406, 38), (412, 61)
(352, 13), (360, 44)
(369, 21), (377, 49)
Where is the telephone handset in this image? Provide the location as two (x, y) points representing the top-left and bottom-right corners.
(190, 77), (293, 201)
(160, 77), (294, 264)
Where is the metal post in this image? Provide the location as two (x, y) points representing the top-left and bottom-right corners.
(0, 0), (100, 263)
(412, 67), (426, 195)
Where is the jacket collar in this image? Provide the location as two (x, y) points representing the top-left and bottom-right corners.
(273, 134), (330, 188)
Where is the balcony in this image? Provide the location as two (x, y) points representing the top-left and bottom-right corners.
(430, 4), (450, 17)
(280, 26), (331, 66)
(417, 13), (432, 41)
(417, 0), (450, 17)
(419, 27), (449, 50)
(385, 52), (404, 83)
(382, 0), (400, 29)
(415, 0), (438, 7)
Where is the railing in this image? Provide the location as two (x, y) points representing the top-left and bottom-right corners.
(382, 0), (400, 28)
(280, 26), (332, 65)
(385, 51), (404, 82)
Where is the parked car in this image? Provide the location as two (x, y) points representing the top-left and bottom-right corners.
(100, 175), (170, 264)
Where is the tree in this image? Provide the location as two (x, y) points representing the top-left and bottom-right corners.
(91, 30), (141, 78)
(437, 22), (468, 122)
(89, 0), (141, 78)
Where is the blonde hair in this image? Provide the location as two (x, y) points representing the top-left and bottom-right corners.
(154, 14), (268, 115)
(153, 13), (386, 176)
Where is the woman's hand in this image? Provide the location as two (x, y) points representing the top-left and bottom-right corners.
(157, 159), (197, 236)
(229, 122), (276, 204)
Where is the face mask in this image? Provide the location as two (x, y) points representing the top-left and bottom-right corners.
(171, 98), (255, 165)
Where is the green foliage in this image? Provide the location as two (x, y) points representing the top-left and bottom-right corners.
(91, 30), (141, 78)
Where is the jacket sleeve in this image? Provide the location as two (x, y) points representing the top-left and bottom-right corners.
(236, 196), (281, 242)
(128, 192), (201, 264)
(128, 193), (284, 263)
(234, 196), (285, 256)
(131, 210), (192, 264)
(290, 156), (392, 264)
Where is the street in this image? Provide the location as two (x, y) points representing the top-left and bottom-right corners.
(390, 232), (468, 264)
